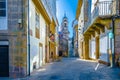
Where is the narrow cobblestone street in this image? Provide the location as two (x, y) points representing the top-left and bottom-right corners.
(4, 58), (118, 80)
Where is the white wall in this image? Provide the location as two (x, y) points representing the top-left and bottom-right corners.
(100, 36), (108, 62)
(40, 15), (46, 65)
(89, 38), (96, 59)
(89, 35), (108, 61)
(29, 0), (46, 72)
(30, 1), (35, 36)
(91, 0), (98, 13)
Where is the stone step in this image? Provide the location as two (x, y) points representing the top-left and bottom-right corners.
(98, 59), (110, 66)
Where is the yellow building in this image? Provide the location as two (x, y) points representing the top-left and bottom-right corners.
(75, 0), (83, 58)
(49, 19), (59, 62)
(41, 1), (59, 63)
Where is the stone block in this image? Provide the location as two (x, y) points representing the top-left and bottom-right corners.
(115, 48), (120, 53)
(115, 29), (120, 35)
(115, 20), (120, 29)
(115, 36), (120, 41)
(115, 41), (120, 47)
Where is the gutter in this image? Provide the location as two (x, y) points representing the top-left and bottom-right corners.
(28, 0), (30, 76)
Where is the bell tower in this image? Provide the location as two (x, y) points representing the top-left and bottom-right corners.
(59, 13), (69, 56)
(61, 13), (69, 40)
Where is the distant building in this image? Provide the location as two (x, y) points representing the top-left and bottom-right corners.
(68, 38), (74, 57)
(59, 14), (69, 57)
(72, 19), (79, 57)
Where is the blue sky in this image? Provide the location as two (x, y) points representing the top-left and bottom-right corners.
(56, 0), (78, 38)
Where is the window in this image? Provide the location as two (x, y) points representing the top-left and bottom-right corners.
(0, 0), (6, 17)
(35, 12), (40, 28)
(36, 27), (40, 38)
(35, 12), (40, 38)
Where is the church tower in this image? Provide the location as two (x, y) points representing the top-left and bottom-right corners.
(61, 13), (69, 40)
(59, 14), (69, 56)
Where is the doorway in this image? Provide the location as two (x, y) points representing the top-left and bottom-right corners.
(0, 45), (9, 77)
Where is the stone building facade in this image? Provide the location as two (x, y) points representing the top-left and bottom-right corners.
(72, 19), (79, 57)
(0, 0), (58, 78)
(0, 0), (28, 77)
(76, 0), (120, 67)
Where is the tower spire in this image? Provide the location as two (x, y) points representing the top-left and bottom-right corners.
(64, 11), (66, 17)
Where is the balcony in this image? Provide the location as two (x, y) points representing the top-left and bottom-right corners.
(72, 19), (78, 28)
(49, 32), (55, 42)
(92, 1), (113, 19)
(83, 0), (120, 33)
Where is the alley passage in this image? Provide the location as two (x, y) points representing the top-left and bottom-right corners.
(4, 58), (120, 80)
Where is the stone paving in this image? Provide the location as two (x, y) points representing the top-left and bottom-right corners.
(0, 58), (120, 80)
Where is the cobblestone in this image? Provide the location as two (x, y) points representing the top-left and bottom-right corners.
(0, 58), (120, 80)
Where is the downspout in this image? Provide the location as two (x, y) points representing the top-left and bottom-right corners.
(107, 32), (110, 64)
(112, 16), (115, 67)
(28, 0), (30, 76)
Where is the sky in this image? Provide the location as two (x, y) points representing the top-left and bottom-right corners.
(56, 0), (78, 38)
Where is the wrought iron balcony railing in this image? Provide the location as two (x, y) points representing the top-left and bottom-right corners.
(72, 19), (78, 28)
(83, 1), (118, 33)
(93, 1), (113, 17)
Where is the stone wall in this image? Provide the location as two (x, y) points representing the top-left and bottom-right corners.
(115, 19), (120, 66)
(7, 0), (27, 78)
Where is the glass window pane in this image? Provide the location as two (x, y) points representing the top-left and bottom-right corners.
(0, 2), (6, 8)
(0, 10), (6, 16)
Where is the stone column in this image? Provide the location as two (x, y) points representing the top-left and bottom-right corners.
(80, 41), (83, 59)
(83, 35), (89, 59)
(95, 36), (100, 59)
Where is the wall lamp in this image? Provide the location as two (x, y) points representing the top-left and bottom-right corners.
(18, 19), (22, 29)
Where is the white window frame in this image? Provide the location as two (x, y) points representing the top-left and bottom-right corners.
(0, 0), (7, 30)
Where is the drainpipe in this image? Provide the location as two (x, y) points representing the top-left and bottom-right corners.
(111, 16), (115, 67)
(28, 0), (30, 76)
(107, 33), (110, 64)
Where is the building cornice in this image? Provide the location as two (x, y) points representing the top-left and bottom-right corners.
(32, 0), (51, 24)
(76, 0), (83, 20)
